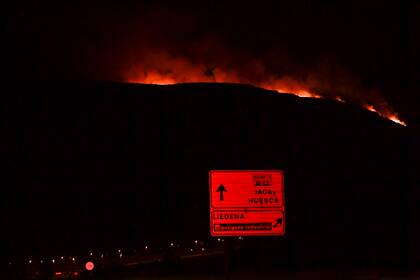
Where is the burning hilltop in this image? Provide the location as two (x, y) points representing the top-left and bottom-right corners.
(124, 50), (405, 126)
(5, 2), (408, 126)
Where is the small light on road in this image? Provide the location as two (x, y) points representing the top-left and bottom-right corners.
(85, 261), (95, 271)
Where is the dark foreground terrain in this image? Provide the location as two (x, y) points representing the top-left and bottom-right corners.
(0, 82), (417, 279)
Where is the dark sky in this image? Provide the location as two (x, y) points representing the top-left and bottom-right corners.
(4, 1), (419, 124)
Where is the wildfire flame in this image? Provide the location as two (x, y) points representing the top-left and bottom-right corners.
(126, 61), (406, 126)
(364, 105), (406, 126)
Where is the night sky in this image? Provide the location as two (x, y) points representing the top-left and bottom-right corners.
(4, 0), (419, 124)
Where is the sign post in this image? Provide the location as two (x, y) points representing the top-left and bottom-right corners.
(209, 170), (285, 279)
(209, 170), (286, 237)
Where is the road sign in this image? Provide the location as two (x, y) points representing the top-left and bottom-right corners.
(211, 210), (285, 236)
(209, 170), (285, 236)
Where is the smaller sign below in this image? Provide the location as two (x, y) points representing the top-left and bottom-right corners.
(210, 210), (285, 236)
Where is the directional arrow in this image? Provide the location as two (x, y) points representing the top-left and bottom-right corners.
(216, 184), (227, 201)
(273, 218), (283, 228)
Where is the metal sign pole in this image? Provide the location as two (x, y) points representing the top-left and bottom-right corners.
(224, 237), (233, 280)
(209, 170), (286, 279)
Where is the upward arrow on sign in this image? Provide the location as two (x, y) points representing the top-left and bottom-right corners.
(216, 184), (227, 201)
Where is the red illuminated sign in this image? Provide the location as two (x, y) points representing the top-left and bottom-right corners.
(210, 170), (285, 236)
